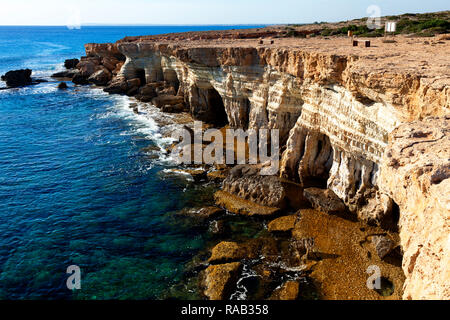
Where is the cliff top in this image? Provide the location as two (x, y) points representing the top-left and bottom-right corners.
(109, 11), (450, 87)
(118, 11), (450, 43)
(114, 35), (450, 89)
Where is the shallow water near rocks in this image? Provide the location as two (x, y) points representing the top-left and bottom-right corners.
(0, 25), (267, 299)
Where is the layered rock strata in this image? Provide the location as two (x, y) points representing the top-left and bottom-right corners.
(72, 33), (449, 299)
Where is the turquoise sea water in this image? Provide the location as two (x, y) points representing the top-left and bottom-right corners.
(0, 25), (264, 299)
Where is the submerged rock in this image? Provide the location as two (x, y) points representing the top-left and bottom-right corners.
(57, 82), (68, 89)
(173, 169), (207, 182)
(208, 220), (229, 236)
(179, 206), (224, 220)
(196, 207), (224, 219)
(292, 209), (405, 299)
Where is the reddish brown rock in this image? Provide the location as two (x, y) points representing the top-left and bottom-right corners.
(101, 57), (120, 72)
(136, 83), (158, 102)
(202, 262), (242, 300)
(268, 215), (298, 233)
(88, 67), (112, 86)
(76, 58), (101, 77)
(104, 76), (128, 94)
(152, 94), (185, 108)
(214, 190), (280, 217)
(84, 43), (125, 60)
(208, 241), (246, 263)
(51, 70), (79, 79)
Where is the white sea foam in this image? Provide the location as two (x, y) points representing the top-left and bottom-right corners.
(160, 169), (194, 182)
(97, 95), (185, 165)
(0, 82), (59, 96)
(230, 263), (260, 300)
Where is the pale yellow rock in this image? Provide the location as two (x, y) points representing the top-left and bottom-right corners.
(380, 117), (450, 300)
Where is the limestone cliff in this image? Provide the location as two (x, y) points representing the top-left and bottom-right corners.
(77, 32), (449, 299)
(380, 117), (449, 299)
(105, 38), (448, 226)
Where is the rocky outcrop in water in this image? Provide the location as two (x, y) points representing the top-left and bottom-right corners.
(51, 44), (125, 86)
(1, 69), (32, 87)
(1, 69), (47, 88)
(1, 69), (48, 88)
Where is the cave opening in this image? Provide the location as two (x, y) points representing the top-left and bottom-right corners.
(206, 87), (229, 127)
(302, 133), (333, 188)
(242, 97), (250, 130)
(135, 68), (146, 86)
(380, 199), (400, 232)
(164, 69), (180, 94)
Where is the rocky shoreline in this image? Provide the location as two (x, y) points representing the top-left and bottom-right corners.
(5, 23), (445, 299)
(159, 164), (405, 300)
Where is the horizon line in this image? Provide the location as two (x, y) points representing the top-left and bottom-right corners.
(0, 9), (447, 28)
(0, 23), (280, 27)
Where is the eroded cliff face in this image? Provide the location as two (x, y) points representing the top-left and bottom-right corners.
(80, 36), (449, 299)
(109, 40), (448, 224)
(380, 117), (450, 300)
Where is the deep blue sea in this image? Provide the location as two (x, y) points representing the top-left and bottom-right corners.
(0, 25), (265, 299)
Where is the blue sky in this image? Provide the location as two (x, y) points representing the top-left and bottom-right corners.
(0, 0), (448, 25)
